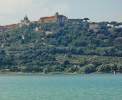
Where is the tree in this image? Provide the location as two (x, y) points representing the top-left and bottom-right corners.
(110, 21), (119, 27)
(83, 18), (90, 22)
(79, 64), (96, 73)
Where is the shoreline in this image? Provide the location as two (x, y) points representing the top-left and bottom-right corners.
(0, 72), (121, 76)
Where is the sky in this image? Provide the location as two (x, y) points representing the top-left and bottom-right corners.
(0, 0), (122, 25)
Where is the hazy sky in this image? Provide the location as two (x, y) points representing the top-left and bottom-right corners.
(0, 0), (122, 25)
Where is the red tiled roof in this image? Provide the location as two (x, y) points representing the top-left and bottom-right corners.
(40, 16), (56, 20)
(4, 24), (17, 29)
(5, 24), (17, 27)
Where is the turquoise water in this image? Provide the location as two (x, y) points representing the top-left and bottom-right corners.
(0, 74), (122, 100)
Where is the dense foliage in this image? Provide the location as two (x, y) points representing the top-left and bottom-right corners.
(0, 20), (122, 73)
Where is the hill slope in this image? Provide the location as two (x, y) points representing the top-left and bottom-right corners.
(0, 20), (122, 73)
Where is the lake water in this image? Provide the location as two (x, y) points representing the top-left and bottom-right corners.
(0, 74), (122, 100)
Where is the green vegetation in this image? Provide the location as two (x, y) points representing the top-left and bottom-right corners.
(0, 20), (122, 74)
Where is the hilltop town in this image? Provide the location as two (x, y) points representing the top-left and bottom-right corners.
(1, 12), (122, 33)
(0, 12), (122, 73)
(0, 12), (68, 32)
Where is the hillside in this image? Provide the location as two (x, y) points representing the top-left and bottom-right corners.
(0, 16), (122, 73)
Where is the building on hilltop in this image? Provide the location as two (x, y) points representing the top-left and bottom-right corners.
(0, 24), (17, 32)
(0, 26), (5, 32)
(5, 24), (17, 29)
(89, 22), (100, 32)
(19, 16), (30, 27)
(39, 12), (68, 24)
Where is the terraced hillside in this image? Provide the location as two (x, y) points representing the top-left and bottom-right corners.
(0, 19), (122, 73)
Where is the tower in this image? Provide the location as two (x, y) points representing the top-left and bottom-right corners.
(19, 15), (30, 27)
(55, 12), (59, 18)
